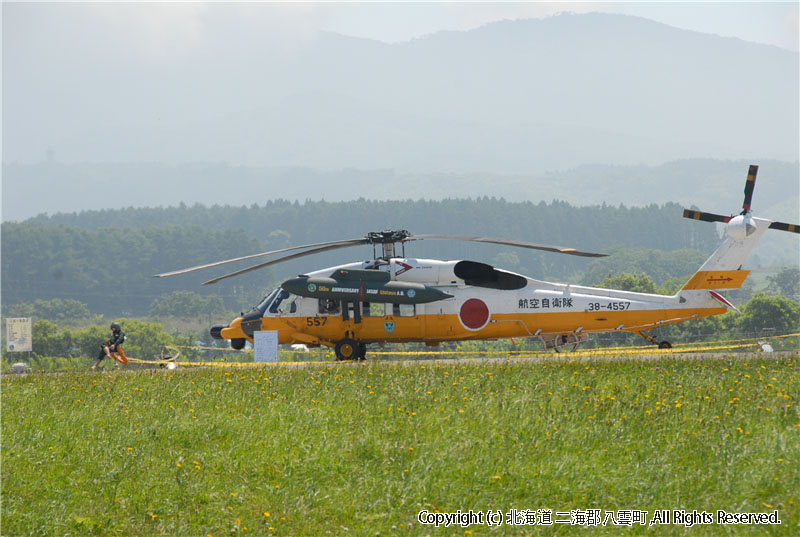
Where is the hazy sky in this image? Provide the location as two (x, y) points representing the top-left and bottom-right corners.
(3, 1), (797, 169)
(4, 2), (796, 55)
(318, 2), (799, 52)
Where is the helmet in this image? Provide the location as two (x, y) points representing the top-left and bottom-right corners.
(110, 322), (121, 331)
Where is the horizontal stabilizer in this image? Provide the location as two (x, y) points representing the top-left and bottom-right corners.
(708, 290), (741, 313)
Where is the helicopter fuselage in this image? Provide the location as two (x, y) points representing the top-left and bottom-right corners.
(216, 257), (727, 350)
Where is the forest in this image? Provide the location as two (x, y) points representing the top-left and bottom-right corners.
(2, 199), (719, 316)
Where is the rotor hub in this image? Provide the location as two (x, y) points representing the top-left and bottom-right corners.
(366, 230), (411, 259)
(365, 230), (411, 244)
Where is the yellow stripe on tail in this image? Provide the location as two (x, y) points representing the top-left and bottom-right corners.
(681, 270), (750, 290)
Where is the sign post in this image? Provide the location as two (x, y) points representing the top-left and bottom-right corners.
(253, 331), (279, 363)
(6, 317), (33, 353)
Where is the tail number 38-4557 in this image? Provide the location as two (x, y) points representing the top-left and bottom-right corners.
(588, 301), (631, 311)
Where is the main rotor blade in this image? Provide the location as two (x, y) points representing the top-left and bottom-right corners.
(682, 209), (731, 223)
(153, 238), (367, 278)
(407, 234), (607, 258)
(768, 221), (800, 234)
(742, 164), (758, 213)
(201, 239), (368, 285)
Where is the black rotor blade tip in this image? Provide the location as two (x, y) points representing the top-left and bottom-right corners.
(742, 164), (758, 212)
(768, 221), (800, 234)
(683, 209), (729, 223)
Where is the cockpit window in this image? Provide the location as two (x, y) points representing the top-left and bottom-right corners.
(256, 289), (280, 315)
(269, 289), (297, 314)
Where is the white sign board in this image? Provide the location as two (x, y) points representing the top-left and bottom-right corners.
(253, 331), (279, 363)
(7, 317), (33, 352)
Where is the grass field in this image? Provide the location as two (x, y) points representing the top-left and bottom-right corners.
(2, 353), (798, 536)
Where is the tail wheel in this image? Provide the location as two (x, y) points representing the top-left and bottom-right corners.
(335, 338), (359, 361)
(658, 341), (672, 349)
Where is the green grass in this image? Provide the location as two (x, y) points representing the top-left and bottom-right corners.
(2, 354), (798, 536)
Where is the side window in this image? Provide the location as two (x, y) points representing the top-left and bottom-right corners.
(269, 290), (290, 313)
(268, 290), (298, 314)
(366, 302), (386, 317)
(393, 303), (415, 317)
(276, 294), (297, 314)
(319, 299), (340, 315)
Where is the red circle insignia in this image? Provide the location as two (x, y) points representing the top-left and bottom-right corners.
(459, 298), (490, 330)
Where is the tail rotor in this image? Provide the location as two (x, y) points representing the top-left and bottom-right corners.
(679, 164), (797, 290)
(683, 164), (799, 235)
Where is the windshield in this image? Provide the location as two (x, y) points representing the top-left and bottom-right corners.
(268, 289), (297, 314)
(256, 289), (280, 315)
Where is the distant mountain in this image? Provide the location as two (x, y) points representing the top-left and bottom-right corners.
(4, 12), (797, 170)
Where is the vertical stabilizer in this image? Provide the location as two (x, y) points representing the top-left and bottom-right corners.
(681, 215), (769, 291)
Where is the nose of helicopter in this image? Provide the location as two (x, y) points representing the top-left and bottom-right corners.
(240, 308), (264, 338)
(214, 317), (246, 341)
(210, 324), (225, 339)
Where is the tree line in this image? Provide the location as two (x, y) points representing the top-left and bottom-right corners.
(2, 199), (719, 317)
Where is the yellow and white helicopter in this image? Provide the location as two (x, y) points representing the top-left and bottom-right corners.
(155, 165), (798, 360)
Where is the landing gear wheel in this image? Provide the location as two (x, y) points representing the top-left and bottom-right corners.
(231, 338), (246, 350)
(658, 341), (672, 349)
(335, 338), (359, 361)
(357, 343), (367, 361)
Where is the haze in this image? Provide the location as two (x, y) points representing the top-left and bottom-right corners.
(2, 2), (798, 221)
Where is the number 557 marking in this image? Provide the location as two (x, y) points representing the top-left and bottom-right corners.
(306, 317), (328, 327)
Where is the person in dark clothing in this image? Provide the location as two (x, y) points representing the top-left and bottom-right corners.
(91, 322), (126, 370)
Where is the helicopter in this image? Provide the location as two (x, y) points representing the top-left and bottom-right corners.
(154, 165), (798, 360)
